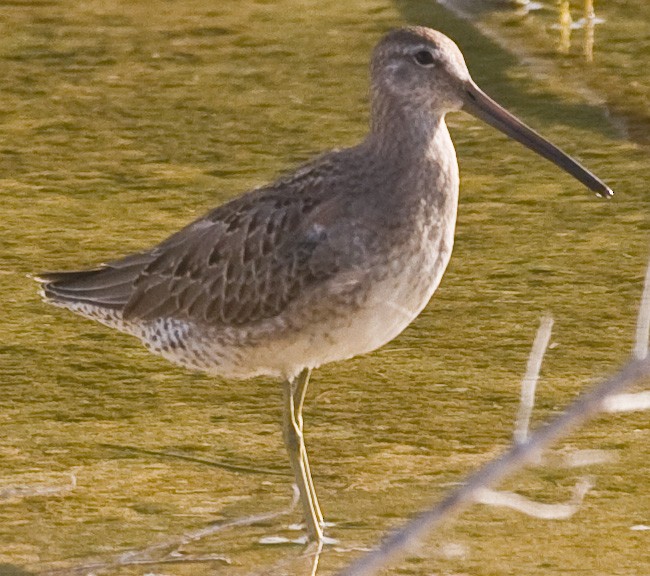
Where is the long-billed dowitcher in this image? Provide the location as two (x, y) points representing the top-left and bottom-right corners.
(37, 26), (612, 543)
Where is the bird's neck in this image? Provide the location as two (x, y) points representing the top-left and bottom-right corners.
(364, 97), (459, 208)
(367, 94), (448, 158)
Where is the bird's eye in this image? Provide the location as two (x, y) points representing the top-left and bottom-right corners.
(413, 50), (435, 66)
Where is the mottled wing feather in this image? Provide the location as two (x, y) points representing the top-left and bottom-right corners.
(123, 168), (349, 327)
(41, 150), (372, 328)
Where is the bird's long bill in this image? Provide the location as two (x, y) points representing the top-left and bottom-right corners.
(462, 82), (613, 198)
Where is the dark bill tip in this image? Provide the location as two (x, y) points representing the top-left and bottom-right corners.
(462, 82), (613, 199)
(598, 184), (615, 199)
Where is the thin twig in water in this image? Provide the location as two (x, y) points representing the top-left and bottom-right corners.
(634, 260), (650, 359)
(0, 472), (76, 502)
(40, 490), (298, 576)
(514, 316), (553, 444)
(474, 477), (592, 520)
(337, 261), (650, 576)
(561, 448), (616, 468)
(602, 391), (650, 413)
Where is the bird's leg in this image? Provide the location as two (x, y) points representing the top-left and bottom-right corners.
(292, 368), (324, 526)
(305, 539), (324, 576)
(282, 369), (323, 542)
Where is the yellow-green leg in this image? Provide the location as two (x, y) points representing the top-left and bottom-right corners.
(282, 368), (323, 542)
(293, 368), (324, 527)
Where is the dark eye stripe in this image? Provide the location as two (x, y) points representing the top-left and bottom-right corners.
(414, 50), (435, 66)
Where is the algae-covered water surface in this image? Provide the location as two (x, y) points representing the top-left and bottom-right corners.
(1, 0), (648, 574)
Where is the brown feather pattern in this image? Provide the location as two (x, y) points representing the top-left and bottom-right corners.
(40, 148), (385, 330)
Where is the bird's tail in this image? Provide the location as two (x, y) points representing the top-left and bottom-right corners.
(37, 267), (132, 310)
(36, 252), (152, 326)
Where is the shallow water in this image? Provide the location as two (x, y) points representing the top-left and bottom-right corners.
(0, 0), (648, 574)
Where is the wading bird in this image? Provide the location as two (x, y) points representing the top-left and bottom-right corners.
(38, 26), (612, 543)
